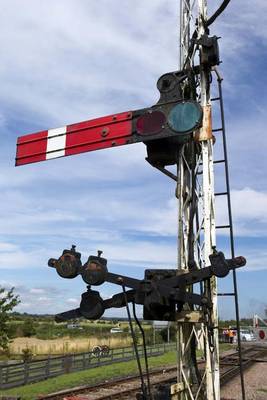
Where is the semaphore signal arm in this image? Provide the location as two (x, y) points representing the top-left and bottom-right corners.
(16, 70), (203, 171)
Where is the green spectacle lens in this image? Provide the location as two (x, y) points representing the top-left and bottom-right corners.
(167, 102), (202, 133)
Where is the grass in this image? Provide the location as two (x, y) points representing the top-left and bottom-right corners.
(218, 343), (233, 352)
(258, 388), (267, 393)
(0, 351), (177, 400)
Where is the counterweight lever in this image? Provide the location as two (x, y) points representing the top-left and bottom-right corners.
(48, 248), (246, 322)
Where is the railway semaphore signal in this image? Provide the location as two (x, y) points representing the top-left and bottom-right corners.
(15, 1), (246, 399)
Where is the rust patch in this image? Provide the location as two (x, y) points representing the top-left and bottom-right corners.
(194, 105), (212, 141)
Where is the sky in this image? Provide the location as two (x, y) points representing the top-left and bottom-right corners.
(0, 0), (266, 320)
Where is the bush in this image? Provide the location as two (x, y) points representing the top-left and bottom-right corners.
(22, 319), (36, 337)
(7, 322), (20, 338)
(36, 323), (54, 339)
(159, 324), (176, 343)
(21, 348), (33, 363)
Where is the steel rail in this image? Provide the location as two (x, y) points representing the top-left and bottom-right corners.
(37, 366), (178, 400)
(37, 347), (267, 400)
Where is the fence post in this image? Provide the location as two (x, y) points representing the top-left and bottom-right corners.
(63, 355), (72, 374)
(0, 366), (2, 389)
(24, 362), (29, 384)
(5, 365), (9, 385)
(88, 351), (92, 368)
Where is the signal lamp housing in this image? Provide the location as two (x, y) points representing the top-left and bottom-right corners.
(199, 34), (220, 67)
(82, 254), (108, 285)
(48, 246), (82, 279)
(79, 290), (105, 320)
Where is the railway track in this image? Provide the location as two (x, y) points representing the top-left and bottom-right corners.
(220, 345), (267, 386)
(37, 367), (177, 400)
(37, 346), (267, 400)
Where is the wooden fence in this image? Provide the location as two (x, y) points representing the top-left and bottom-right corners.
(0, 342), (176, 390)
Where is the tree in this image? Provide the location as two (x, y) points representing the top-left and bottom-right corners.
(0, 287), (20, 350)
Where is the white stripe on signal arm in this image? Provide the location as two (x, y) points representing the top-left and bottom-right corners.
(46, 126), (67, 159)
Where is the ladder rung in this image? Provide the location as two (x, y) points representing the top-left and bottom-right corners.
(201, 225), (230, 230)
(218, 293), (235, 297)
(214, 159), (225, 164)
(199, 192), (228, 198)
(211, 97), (220, 102)
(199, 159), (225, 166)
(197, 159), (225, 174)
(215, 192), (228, 196)
(212, 128), (223, 132)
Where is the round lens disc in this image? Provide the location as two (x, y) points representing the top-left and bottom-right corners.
(167, 101), (202, 133)
(136, 111), (166, 135)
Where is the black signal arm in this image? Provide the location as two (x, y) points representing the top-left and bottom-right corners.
(54, 250), (246, 322)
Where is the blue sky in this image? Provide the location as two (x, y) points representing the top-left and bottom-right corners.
(0, 0), (266, 320)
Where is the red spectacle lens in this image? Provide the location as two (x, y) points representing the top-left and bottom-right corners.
(136, 111), (166, 135)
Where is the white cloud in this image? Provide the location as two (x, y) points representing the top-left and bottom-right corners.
(37, 296), (50, 302)
(0, 247), (46, 270)
(0, 280), (17, 288)
(0, 242), (18, 252)
(0, 1), (179, 126)
(238, 248), (267, 272)
(232, 188), (267, 222)
(66, 298), (79, 305)
(0, 185), (266, 273)
(9, 283), (81, 314)
(30, 288), (46, 295)
(216, 187), (267, 237)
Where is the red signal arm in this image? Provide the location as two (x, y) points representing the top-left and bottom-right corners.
(16, 98), (203, 166)
(16, 111), (134, 166)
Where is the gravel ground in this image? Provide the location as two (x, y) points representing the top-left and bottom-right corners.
(221, 362), (267, 400)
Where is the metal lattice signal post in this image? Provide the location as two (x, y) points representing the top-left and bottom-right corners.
(175, 1), (219, 399)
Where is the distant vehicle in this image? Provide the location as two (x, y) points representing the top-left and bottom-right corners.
(67, 323), (83, 330)
(110, 327), (123, 333)
(239, 329), (256, 342)
(240, 329), (256, 341)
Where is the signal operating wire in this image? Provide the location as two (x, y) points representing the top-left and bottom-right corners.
(132, 301), (152, 400)
(122, 284), (148, 399)
(206, 0), (231, 27)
